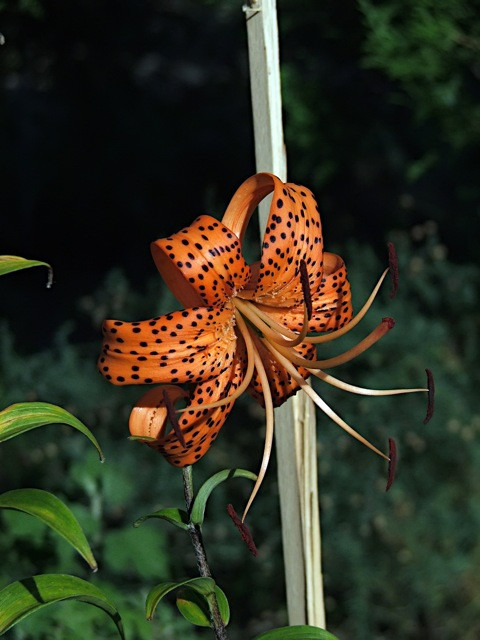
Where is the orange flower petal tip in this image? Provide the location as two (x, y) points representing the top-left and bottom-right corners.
(129, 385), (188, 443)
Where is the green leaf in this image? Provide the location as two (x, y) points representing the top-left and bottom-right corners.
(145, 577), (215, 621)
(253, 626), (341, 640)
(190, 468), (257, 526)
(133, 507), (189, 531)
(0, 574), (125, 638)
(176, 584), (230, 628)
(0, 402), (104, 461)
(0, 255), (53, 287)
(0, 489), (97, 570)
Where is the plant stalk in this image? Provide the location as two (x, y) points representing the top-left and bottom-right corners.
(182, 466), (228, 640)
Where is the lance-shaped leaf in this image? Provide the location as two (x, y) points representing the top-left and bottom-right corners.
(253, 626), (341, 640)
(0, 255), (53, 287)
(0, 574), (125, 638)
(190, 468), (257, 526)
(176, 583), (230, 627)
(146, 577), (215, 621)
(133, 507), (189, 531)
(0, 489), (97, 570)
(0, 402), (104, 461)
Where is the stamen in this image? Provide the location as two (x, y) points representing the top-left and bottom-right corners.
(262, 339), (389, 461)
(388, 242), (399, 299)
(309, 368), (427, 397)
(234, 298), (308, 348)
(227, 504), (258, 556)
(239, 301), (299, 340)
(386, 437), (397, 491)
(299, 259), (313, 321)
(423, 368), (435, 424)
(276, 317), (396, 370)
(177, 311), (256, 414)
(241, 343), (275, 521)
(162, 389), (186, 448)
(305, 269), (389, 344)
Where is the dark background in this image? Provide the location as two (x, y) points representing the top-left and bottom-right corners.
(1, 1), (479, 639)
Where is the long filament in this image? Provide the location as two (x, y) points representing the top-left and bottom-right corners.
(241, 345), (275, 522)
(309, 368), (427, 397)
(262, 338), (389, 461)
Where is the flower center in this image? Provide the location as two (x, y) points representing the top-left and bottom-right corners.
(177, 263), (430, 520)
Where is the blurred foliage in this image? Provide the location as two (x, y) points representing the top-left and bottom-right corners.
(1, 0), (479, 638)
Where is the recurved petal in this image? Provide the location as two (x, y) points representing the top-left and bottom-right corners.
(98, 303), (237, 386)
(130, 342), (247, 466)
(151, 215), (251, 308)
(222, 173), (324, 308)
(252, 252), (353, 333)
(247, 333), (316, 408)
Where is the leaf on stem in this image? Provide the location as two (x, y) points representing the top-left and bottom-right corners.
(190, 468), (257, 526)
(0, 255), (53, 288)
(0, 574), (125, 638)
(133, 507), (189, 531)
(176, 584), (230, 627)
(253, 625), (341, 640)
(145, 577), (215, 621)
(0, 489), (97, 570)
(0, 402), (104, 461)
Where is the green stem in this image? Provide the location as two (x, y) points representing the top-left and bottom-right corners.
(182, 466), (228, 640)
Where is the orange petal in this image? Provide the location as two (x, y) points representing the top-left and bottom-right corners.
(247, 333), (316, 408)
(98, 303), (237, 386)
(132, 342), (247, 466)
(222, 173), (324, 308)
(251, 252), (353, 333)
(151, 215), (251, 308)
(129, 385), (189, 441)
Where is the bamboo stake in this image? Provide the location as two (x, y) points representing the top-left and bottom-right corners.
(243, 0), (326, 628)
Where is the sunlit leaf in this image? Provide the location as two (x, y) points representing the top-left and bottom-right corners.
(190, 468), (257, 526)
(0, 402), (104, 461)
(0, 489), (97, 570)
(133, 507), (189, 531)
(0, 574), (125, 638)
(176, 584), (230, 628)
(0, 255), (53, 287)
(145, 577), (215, 621)
(253, 626), (341, 640)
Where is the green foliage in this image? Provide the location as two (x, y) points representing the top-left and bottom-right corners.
(190, 468), (257, 526)
(358, 0), (480, 149)
(0, 489), (97, 570)
(253, 627), (340, 640)
(0, 402), (103, 460)
(0, 256), (52, 285)
(0, 575), (125, 638)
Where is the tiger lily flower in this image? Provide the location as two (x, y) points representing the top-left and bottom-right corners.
(98, 173), (431, 519)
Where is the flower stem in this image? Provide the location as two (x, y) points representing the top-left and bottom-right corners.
(182, 466), (229, 640)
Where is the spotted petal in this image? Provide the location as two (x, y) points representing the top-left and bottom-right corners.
(247, 333), (316, 408)
(253, 252), (353, 334)
(129, 343), (247, 466)
(98, 303), (237, 386)
(151, 215), (251, 308)
(222, 173), (324, 307)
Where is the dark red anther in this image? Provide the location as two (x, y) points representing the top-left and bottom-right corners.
(387, 242), (399, 299)
(381, 316), (396, 330)
(386, 437), (397, 492)
(299, 259), (313, 321)
(423, 368), (435, 424)
(227, 504), (258, 557)
(162, 389), (186, 447)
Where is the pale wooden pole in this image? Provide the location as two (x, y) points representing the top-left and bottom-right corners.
(243, 0), (326, 628)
